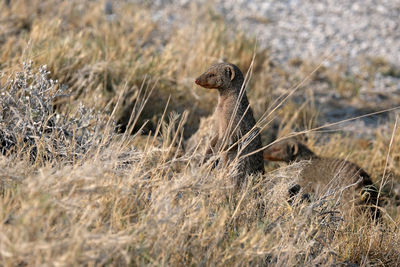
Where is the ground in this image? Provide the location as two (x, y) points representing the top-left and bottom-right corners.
(0, 1), (399, 266)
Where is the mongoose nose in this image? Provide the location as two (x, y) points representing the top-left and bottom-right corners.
(195, 78), (200, 85)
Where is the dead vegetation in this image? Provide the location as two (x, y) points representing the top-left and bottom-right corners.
(0, 0), (399, 266)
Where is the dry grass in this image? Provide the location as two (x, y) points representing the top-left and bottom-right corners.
(0, 0), (400, 266)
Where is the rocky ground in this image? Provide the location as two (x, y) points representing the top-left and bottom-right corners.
(142, 0), (400, 138)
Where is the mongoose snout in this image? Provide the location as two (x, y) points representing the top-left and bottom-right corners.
(194, 75), (215, 88)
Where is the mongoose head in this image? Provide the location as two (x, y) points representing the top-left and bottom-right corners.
(195, 63), (244, 92)
(263, 139), (317, 163)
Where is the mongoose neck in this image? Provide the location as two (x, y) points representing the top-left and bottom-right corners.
(291, 150), (319, 162)
(217, 80), (244, 97)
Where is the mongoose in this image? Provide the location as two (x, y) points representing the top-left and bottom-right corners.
(263, 139), (380, 217)
(195, 62), (264, 185)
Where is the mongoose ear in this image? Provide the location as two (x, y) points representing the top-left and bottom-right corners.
(225, 65), (235, 81)
(291, 143), (299, 156)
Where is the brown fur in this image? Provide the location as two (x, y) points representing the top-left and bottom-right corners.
(264, 139), (380, 218)
(195, 63), (264, 185)
(263, 139), (317, 163)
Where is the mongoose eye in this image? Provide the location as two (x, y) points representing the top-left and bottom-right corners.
(208, 73), (216, 78)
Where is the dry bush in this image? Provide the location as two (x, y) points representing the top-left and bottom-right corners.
(0, 61), (110, 164)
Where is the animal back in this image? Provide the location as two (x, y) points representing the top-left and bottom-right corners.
(300, 158), (372, 195)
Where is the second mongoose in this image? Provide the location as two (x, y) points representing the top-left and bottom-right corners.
(263, 139), (380, 217)
(195, 62), (264, 185)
